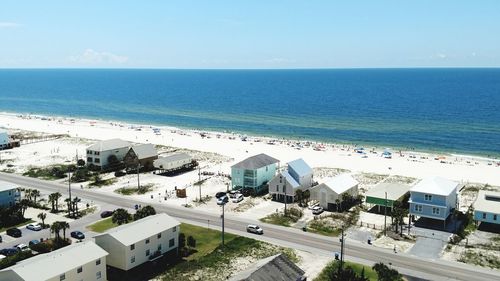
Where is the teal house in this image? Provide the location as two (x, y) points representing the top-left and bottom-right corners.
(231, 153), (279, 194)
(473, 190), (500, 226)
(0, 180), (19, 208)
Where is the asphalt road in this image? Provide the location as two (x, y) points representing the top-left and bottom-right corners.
(1, 172), (499, 281)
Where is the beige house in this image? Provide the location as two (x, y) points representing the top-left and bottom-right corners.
(0, 241), (108, 281)
(86, 138), (131, 170)
(94, 213), (180, 271)
(123, 143), (158, 170)
(310, 174), (359, 210)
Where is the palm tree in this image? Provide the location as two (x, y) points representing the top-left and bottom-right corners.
(296, 189), (303, 206)
(19, 199), (30, 217)
(335, 198), (341, 212)
(60, 221), (70, 240)
(303, 189), (311, 204)
(48, 193), (56, 212)
(72, 197), (81, 217)
(133, 205), (156, 220)
(112, 208), (132, 225)
(31, 189), (41, 204)
(38, 212), (47, 228)
(53, 192), (62, 212)
(51, 221), (62, 242)
(65, 198), (72, 216)
(24, 188), (32, 201)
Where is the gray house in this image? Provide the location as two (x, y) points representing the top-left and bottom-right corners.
(229, 254), (306, 281)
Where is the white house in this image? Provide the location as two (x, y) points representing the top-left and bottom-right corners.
(310, 174), (359, 210)
(473, 190), (500, 226)
(86, 139), (130, 170)
(153, 153), (193, 171)
(0, 241), (108, 281)
(0, 129), (10, 150)
(268, 158), (313, 202)
(94, 213), (180, 271)
(409, 176), (459, 227)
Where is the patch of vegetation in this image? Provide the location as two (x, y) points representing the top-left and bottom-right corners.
(160, 223), (298, 281)
(315, 260), (379, 281)
(23, 164), (76, 180)
(260, 207), (303, 227)
(87, 217), (118, 233)
(458, 250), (500, 269)
(0, 250), (34, 269)
(193, 195), (212, 205)
(0, 219), (34, 233)
(450, 208), (475, 244)
(232, 197), (257, 212)
(79, 206), (97, 217)
(1, 168), (15, 173)
(89, 177), (117, 187)
(384, 175), (417, 184)
(114, 183), (154, 195)
(353, 173), (388, 186)
(307, 207), (360, 236)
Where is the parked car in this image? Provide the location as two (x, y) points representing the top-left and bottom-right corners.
(0, 235), (2, 243)
(216, 196), (229, 205)
(228, 190), (241, 198)
(114, 170), (126, 177)
(6, 228), (22, 238)
(246, 224), (264, 235)
(26, 223), (42, 231)
(232, 194), (244, 203)
(16, 244), (29, 252)
(100, 210), (114, 218)
(71, 231), (85, 240)
(0, 254), (5, 260)
(29, 240), (40, 246)
(241, 188), (255, 197)
(312, 206), (324, 215)
(215, 192), (226, 199)
(0, 247), (19, 256)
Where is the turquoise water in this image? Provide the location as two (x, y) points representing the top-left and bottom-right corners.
(0, 68), (499, 157)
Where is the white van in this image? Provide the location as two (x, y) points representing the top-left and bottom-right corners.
(232, 193), (244, 203)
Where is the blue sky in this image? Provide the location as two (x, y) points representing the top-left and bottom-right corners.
(1, 1), (499, 68)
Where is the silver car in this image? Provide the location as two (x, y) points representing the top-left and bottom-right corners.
(246, 224), (263, 235)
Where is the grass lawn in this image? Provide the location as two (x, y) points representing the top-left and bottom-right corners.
(86, 217), (118, 233)
(0, 219), (35, 233)
(315, 260), (378, 281)
(159, 223), (298, 281)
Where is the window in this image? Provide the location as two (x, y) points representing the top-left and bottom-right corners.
(60, 274), (66, 281)
(432, 208), (440, 215)
(96, 259), (101, 266)
(483, 213), (487, 219)
(494, 214), (498, 221)
(87, 150), (91, 154)
(266, 166), (268, 171)
(77, 267), (82, 273)
(131, 256), (135, 263)
(169, 238), (175, 247)
(87, 157), (93, 163)
(158, 244), (162, 251)
(94, 151), (100, 155)
(157, 233), (162, 238)
(96, 271), (102, 280)
(146, 238), (150, 244)
(130, 244), (135, 250)
(172, 226), (176, 232)
(146, 249), (150, 256)
(95, 158), (100, 163)
(414, 205), (422, 212)
(424, 194), (432, 201)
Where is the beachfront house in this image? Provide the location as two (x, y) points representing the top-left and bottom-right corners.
(409, 177), (459, 228)
(0, 129), (9, 150)
(123, 143), (158, 170)
(473, 190), (500, 226)
(310, 174), (359, 211)
(86, 138), (130, 170)
(0, 241), (108, 281)
(365, 183), (410, 212)
(153, 153), (194, 172)
(231, 153), (279, 194)
(94, 213), (180, 272)
(268, 158), (313, 202)
(229, 253), (306, 281)
(0, 180), (19, 208)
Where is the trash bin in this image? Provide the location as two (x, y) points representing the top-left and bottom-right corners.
(302, 226), (307, 232)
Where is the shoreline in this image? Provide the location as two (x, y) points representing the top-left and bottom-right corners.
(1, 110), (498, 162)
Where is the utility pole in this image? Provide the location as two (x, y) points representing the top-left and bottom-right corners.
(68, 169), (72, 215)
(384, 191), (387, 236)
(221, 202), (225, 249)
(339, 227), (345, 277)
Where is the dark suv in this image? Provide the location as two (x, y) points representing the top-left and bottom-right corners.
(6, 228), (22, 238)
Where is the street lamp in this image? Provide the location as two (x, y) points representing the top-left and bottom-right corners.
(338, 226), (346, 276)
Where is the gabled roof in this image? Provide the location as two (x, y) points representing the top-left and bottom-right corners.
(95, 213), (180, 246)
(130, 144), (157, 159)
(287, 158), (312, 177)
(87, 138), (130, 151)
(411, 177), (459, 196)
(0, 241), (107, 281)
(473, 190), (500, 213)
(232, 153), (279, 170)
(0, 180), (17, 193)
(281, 171), (300, 189)
(366, 183), (410, 201)
(321, 174), (359, 194)
(229, 254), (305, 281)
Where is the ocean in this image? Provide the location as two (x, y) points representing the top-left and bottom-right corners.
(0, 68), (499, 157)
